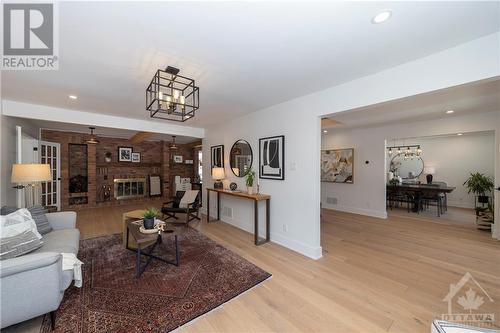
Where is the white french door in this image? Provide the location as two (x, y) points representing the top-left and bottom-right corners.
(39, 141), (61, 211)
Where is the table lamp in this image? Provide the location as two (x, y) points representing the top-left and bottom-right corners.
(212, 167), (225, 189)
(11, 163), (52, 207)
(423, 166), (435, 184)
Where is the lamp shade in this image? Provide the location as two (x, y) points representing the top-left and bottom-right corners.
(212, 167), (225, 180)
(424, 166), (435, 175)
(11, 164), (52, 183)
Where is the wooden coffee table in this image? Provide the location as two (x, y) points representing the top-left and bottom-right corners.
(125, 220), (180, 278)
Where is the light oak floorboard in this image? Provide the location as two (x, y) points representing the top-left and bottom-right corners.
(5, 204), (499, 333)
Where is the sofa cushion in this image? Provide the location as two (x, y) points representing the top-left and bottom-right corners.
(27, 205), (53, 235)
(1, 206), (53, 235)
(0, 206), (17, 215)
(35, 229), (80, 255)
(0, 230), (44, 260)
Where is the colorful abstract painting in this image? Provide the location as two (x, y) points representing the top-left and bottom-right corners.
(321, 148), (354, 183)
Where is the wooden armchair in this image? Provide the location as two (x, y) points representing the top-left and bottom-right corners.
(161, 190), (201, 225)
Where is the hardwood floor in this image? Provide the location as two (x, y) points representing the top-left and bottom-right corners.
(6, 205), (500, 332)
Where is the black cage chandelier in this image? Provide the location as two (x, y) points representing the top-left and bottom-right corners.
(146, 66), (199, 122)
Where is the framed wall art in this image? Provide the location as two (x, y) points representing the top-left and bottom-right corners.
(321, 148), (354, 183)
(259, 135), (284, 180)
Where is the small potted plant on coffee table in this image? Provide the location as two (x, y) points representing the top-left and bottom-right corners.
(143, 207), (159, 229)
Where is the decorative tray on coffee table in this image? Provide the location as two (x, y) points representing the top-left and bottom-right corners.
(132, 219), (168, 234)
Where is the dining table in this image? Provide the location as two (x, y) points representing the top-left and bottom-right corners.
(386, 183), (456, 213)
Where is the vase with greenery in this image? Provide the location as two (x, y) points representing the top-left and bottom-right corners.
(143, 207), (159, 229)
(463, 172), (494, 205)
(245, 170), (256, 195)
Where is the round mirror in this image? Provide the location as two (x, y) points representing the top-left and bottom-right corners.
(230, 140), (253, 177)
(390, 153), (424, 179)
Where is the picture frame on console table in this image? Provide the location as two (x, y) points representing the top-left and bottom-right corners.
(118, 147), (133, 162)
(259, 135), (285, 180)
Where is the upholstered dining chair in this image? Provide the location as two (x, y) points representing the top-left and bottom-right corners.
(161, 190), (201, 226)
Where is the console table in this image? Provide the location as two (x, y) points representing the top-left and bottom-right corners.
(206, 188), (270, 246)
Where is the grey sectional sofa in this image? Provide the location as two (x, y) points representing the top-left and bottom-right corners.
(0, 211), (80, 329)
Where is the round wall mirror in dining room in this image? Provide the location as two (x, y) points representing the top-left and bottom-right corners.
(390, 153), (424, 179)
(230, 140), (253, 177)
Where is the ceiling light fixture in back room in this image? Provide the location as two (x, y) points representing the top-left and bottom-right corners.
(85, 127), (100, 144)
(146, 66), (200, 122)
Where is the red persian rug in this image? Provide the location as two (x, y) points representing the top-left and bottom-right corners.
(40, 227), (271, 332)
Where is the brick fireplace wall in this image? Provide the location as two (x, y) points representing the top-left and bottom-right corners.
(41, 130), (201, 210)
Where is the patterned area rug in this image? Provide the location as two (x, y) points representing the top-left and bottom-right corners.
(40, 227), (271, 332)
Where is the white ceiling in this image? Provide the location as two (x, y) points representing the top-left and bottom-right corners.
(2, 2), (499, 129)
(324, 78), (500, 129)
(12, 117), (200, 144)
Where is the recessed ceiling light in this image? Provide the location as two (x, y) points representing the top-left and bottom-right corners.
(69, 95), (78, 100)
(446, 110), (454, 114)
(323, 130), (328, 134)
(457, 133), (463, 136)
(372, 10), (392, 24)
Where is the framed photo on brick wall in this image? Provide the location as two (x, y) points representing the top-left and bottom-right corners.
(118, 147), (132, 162)
(131, 152), (141, 163)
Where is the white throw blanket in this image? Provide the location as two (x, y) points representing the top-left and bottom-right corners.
(62, 253), (83, 287)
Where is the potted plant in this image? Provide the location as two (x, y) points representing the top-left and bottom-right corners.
(143, 207), (159, 229)
(246, 169), (256, 195)
(463, 172), (494, 204)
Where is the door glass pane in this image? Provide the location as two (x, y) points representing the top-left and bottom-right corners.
(41, 157), (46, 164)
(42, 182), (46, 194)
(53, 147), (57, 158)
(53, 182), (57, 192)
(53, 193), (56, 204)
(42, 195), (46, 206)
(41, 145), (46, 156)
(47, 193), (52, 205)
(47, 146), (52, 158)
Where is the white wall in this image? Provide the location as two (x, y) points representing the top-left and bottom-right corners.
(202, 33), (499, 258)
(321, 112), (499, 217)
(0, 115), (40, 206)
(387, 133), (495, 209)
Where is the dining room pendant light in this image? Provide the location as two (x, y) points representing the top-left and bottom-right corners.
(85, 127), (100, 144)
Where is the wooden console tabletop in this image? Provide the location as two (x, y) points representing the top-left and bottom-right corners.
(206, 188), (270, 245)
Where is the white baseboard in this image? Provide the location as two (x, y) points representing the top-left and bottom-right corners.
(270, 232), (323, 260)
(200, 208), (323, 260)
(322, 203), (388, 219)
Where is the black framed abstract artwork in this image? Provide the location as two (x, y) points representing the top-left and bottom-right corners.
(118, 147), (132, 162)
(211, 145), (224, 168)
(259, 135), (284, 180)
